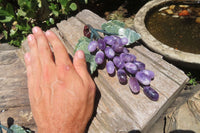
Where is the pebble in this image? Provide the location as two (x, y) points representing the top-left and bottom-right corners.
(172, 14), (179, 18)
(198, 12), (200, 16)
(165, 9), (173, 15)
(179, 5), (189, 8)
(159, 6), (168, 12)
(160, 13), (167, 16)
(169, 5), (175, 10)
(195, 17), (200, 24)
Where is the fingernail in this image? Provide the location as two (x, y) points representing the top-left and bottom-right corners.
(45, 30), (51, 36)
(32, 27), (39, 33)
(77, 51), (84, 59)
(28, 34), (34, 41)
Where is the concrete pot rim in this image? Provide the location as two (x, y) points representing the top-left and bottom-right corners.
(134, 0), (200, 68)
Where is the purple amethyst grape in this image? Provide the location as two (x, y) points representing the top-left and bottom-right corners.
(112, 43), (124, 53)
(106, 61), (115, 75)
(104, 47), (115, 59)
(98, 39), (106, 50)
(129, 77), (140, 94)
(141, 70), (155, 80)
(95, 51), (104, 65)
(121, 37), (128, 45)
(143, 86), (159, 101)
(134, 61), (145, 71)
(88, 41), (98, 52)
(112, 35), (122, 45)
(117, 69), (127, 84)
(104, 36), (115, 45)
(123, 47), (129, 53)
(135, 71), (151, 85)
(124, 62), (138, 74)
(120, 53), (136, 63)
(113, 56), (125, 69)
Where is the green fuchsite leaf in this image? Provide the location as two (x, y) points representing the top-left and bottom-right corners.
(74, 37), (97, 74)
(101, 20), (141, 45)
(118, 28), (141, 45)
(10, 124), (27, 133)
(101, 20), (125, 34)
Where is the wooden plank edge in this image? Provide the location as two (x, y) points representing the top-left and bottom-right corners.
(141, 79), (188, 133)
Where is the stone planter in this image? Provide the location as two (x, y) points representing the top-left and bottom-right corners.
(134, 0), (200, 69)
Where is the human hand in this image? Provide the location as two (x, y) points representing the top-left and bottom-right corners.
(24, 27), (96, 133)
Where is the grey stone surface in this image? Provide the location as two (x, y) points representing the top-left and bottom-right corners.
(150, 84), (200, 133)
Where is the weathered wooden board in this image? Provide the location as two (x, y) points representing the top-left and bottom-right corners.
(0, 9), (189, 133)
(0, 44), (36, 131)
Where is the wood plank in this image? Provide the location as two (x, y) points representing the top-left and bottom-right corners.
(56, 9), (189, 132)
(0, 46), (33, 130)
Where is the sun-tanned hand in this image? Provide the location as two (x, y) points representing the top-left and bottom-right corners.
(24, 27), (96, 133)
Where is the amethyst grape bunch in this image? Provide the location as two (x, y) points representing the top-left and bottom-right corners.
(84, 25), (159, 101)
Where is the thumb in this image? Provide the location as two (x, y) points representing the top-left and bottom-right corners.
(73, 50), (91, 81)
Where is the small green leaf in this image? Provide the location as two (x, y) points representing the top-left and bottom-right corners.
(17, 9), (26, 17)
(74, 36), (97, 74)
(37, 0), (42, 8)
(49, 3), (59, 17)
(0, 9), (14, 22)
(59, 0), (68, 6)
(10, 28), (18, 37)
(49, 17), (54, 24)
(0, 16), (13, 22)
(6, 3), (15, 16)
(69, 3), (77, 11)
(2, 30), (8, 39)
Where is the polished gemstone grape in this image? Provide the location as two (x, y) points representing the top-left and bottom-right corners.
(143, 86), (159, 101)
(104, 47), (115, 59)
(117, 69), (127, 84)
(113, 56), (125, 69)
(135, 71), (151, 85)
(104, 36), (115, 45)
(134, 61), (145, 71)
(98, 39), (106, 50)
(123, 47), (129, 53)
(112, 43), (124, 53)
(112, 35), (122, 45)
(120, 53), (136, 63)
(121, 37), (128, 45)
(141, 70), (155, 80)
(88, 41), (98, 52)
(125, 62), (138, 74)
(129, 77), (140, 94)
(106, 61), (115, 74)
(95, 51), (104, 65)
